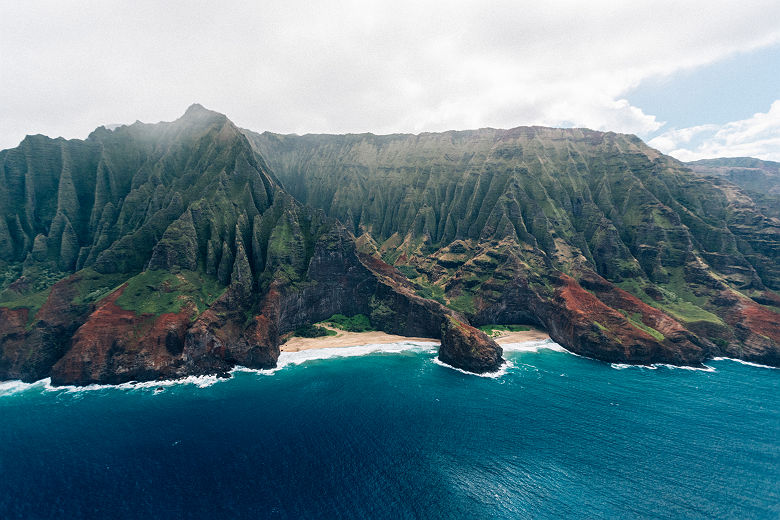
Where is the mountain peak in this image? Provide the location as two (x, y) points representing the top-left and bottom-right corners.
(182, 103), (223, 119)
(174, 104), (232, 130)
(184, 102), (208, 114)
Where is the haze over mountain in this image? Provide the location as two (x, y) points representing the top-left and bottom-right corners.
(688, 157), (780, 218)
(1, 105), (778, 385)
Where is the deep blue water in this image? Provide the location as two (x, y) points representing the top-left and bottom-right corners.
(0, 344), (778, 519)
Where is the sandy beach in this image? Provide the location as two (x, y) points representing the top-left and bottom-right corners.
(493, 328), (550, 344)
(280, 326), (549, 352)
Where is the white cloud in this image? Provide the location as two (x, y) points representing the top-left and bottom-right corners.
(650, 101), (780, 161)
(1, 1), (779, 149)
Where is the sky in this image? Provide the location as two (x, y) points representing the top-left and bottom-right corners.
(1, 0), (779, 161)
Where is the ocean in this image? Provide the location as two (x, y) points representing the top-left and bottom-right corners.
(1, 341), (778, 519)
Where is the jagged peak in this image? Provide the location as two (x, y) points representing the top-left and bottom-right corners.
(178, 103), (229, 124)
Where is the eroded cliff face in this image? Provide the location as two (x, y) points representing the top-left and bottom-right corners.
(0, 271), (109, 382)
(43, 223), (497, 385)
(1, 106), (778, 385)
(247, 127), (780, 368)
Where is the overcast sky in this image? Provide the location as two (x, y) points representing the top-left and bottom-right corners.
(2, 1), (779, 160)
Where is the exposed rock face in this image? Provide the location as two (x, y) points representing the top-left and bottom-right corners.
(2, 105), (779, 385)
(248, 127), (780, 368)
(545, 274), (708, 366)
(0, 272), (100, 382)
(44, 227), (488, 385)
(51, 285), (194, 385)
(439, 316), (503, 373)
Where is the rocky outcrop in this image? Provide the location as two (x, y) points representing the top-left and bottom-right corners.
(50, 285), (195, 385)
(545, 274), (708, 366)
(714, 289), (780, 366)
(0, 272), (99, 382)
(439, 316), (503, 373)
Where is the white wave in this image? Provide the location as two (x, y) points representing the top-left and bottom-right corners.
(235, 341), (440, 376)
(431, 357), (514, 378)
(500, 338), (566, 353)
(1, 373), (224, 397)
(609, 361), (715, 372)
(0, 378), (50, 396)
(0, 342), (441, 397)
(231, 365), (281, 376)
(711, 357), (777, 370)
(653, 363), (716, 372)
(610, 363), (658, 370)
(45, 374), (223, 393)
(276, 341), (439, 367)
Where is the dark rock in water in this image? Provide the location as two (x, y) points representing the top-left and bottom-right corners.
(439, 316), (503, 373)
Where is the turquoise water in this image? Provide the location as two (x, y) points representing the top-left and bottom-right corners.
(0, 342), (778, 519)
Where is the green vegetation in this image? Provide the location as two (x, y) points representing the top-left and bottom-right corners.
(712, 337), (729, 349)
(661, 300), (724, 325)
(0, 264), (67, 298)
(620, 311), (665, 342)
(0, 263), (22, 292)
(396, 265), (420, 280)
(0, 264), (71, 322)
(448, 292), (476, 315)
(618, 277), (724, 326)
(414, 284), (446, 304)
(324, 313), (374, 332)
(0, 288), (52, 320)
(115, 269), (225, 317)
(1, 105), (779, 382)
(293, 324), (336, 338)
(71, 269), (129, 306)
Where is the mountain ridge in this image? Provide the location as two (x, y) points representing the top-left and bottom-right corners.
(0, 105), (496, 384)
(245, 124), (779, 364)
(1, 105), (778, 385)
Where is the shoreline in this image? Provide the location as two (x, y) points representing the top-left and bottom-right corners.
(1, 346), (775, 397)
(280, 326), (551, 352)
(280, 326), (438, 352)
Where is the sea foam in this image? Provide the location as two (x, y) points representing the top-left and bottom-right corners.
(654, 363), (716, 372)
(610, 362), (716, 372)
(431, 357), (514, 378)
(46, 374), (223, 393)
(711, 357), (777, 369)
(0, 378), (50, 397)
(500, 338), (566, 353)
(234, 341), (440, 376)
(0, 374), (224, 397)
(0, 342), (441, 397)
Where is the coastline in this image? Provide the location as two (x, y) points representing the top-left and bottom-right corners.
(280, 326), (550, 352)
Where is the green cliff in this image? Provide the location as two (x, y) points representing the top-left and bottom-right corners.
(1, 106), (778, 385)
(246, 127), (780, 366)
(0, 105), (485, 384)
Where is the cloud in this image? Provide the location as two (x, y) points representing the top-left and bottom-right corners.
(1, 1), (779, 149)
(649, 101), (780, 161)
